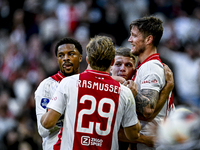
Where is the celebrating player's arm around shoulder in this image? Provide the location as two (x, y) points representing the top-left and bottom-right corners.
(110, 45), (175, 149)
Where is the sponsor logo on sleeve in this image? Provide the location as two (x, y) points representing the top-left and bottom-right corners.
(141, 79), (158, 84)
(40, 98), (50, 109)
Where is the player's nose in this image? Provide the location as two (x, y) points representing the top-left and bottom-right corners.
(120, 64), (126, 71)
(63, 54), (70, 61)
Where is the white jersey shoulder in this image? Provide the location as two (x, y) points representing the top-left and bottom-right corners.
(135, 59), (165, 92)
(35, 77), (60, 150)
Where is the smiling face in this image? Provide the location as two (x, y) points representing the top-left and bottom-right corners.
(110, 55), (135, 80)
(57, 44), (82, 76)
(128, 26), (146, 56)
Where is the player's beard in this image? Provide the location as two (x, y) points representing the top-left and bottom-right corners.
(131, 46), (145, 56)
(63, 69), (76, 77)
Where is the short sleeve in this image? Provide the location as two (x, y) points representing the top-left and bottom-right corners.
(47, 79), (67, 115)
(140, 73), (162, 92)
(121, 86), (138, 128)
(139, 61), (165, 92)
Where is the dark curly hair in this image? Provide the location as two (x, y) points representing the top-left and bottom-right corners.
(55, 37), (83, 56)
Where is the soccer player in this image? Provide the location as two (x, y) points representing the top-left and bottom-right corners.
(40, 35), (141, 150)
(34, 37), (83, 150)
(128, 16), (175, 149)
(111, 47), (137, 82)
(111, 47), (174, 149)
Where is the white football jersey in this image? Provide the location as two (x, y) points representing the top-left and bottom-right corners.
(35, 71), (65, 150)
(47, 70), (138, 150)
(133, 54), (175, 149)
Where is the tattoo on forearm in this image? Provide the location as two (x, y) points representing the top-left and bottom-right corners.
(135, 89), (159, 115)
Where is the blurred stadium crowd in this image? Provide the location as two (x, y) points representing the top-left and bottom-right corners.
(0, 0), (200, 149)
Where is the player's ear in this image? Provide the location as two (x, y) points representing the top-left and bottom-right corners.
(110, 59), (115, 72)
(110, 66), (113, 72)
(79, 55), (82, 63)
(86, 56), (89, 64)
(145, 35), (153, 45)
(111, 58), (115, 66)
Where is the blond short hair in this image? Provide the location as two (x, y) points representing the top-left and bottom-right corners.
(86, 35), (115, 71)
(115, 47), (137, 65)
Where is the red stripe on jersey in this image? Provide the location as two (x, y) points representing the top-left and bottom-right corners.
(132, 53), (163, 81)
(73, 70), (120, 150)
(166, 92), (174, 116)
(51, 71), (65, 83)
(53, 128), (63, 150)
(168, 92), (174, 110)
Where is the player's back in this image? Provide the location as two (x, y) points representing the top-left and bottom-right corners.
(55, 69), (138, 150)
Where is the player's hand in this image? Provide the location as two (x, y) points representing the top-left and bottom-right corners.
(112, 76), (126, 84)
(49, 126), (60, 135)
(124, 80), (138, 97)
(163, 64), (174, 91)
(55, 114), (64, 128)
(143, 135), (156, 147)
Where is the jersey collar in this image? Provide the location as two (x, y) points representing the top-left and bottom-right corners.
(51, 71), (65, 83)
(84, 69), (110, 76)
(136, 53), (162, 69)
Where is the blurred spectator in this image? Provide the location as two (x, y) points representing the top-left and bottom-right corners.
(0, 0), (11, 30)
(39, 11), (64, 47)
(74, 23), (90, 72)
(0, 90), (17, 141)
(158, 43), (200, 108)
(10, 9), (26, 52)
(119, 0), (149, 31)
(100, 1), (128, 46)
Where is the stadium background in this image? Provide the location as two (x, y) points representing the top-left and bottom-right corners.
(0, 0), (199, 149)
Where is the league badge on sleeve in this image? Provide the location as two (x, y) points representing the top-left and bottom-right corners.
(40, 98), (50, 109)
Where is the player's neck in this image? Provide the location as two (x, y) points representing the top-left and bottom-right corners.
(138, 47), (157, 63)
(87, 65), (110, 74)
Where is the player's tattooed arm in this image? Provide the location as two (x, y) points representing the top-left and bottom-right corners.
(135, 89), (159, 119)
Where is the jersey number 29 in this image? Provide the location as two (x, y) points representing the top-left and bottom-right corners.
(76, 95), (115, 136)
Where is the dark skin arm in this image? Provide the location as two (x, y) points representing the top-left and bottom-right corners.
(41, 108), (61, 129)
